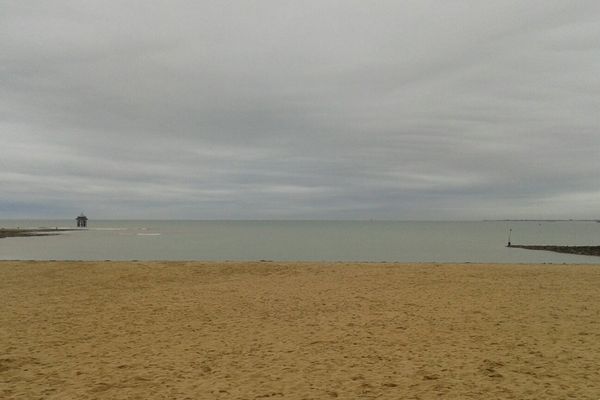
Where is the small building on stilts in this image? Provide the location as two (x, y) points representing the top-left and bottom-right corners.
(76, 213), (88, 228)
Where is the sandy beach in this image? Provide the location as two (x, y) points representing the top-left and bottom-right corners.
(1, 261), (600, 399)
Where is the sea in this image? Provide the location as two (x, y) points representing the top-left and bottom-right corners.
(1, 220), (600, 263)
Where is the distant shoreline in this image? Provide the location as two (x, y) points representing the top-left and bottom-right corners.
(485, 219), (600, 222)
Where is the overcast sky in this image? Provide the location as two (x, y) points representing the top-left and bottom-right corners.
(1, 1), (599, 220)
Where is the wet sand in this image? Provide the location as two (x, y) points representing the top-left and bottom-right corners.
(1, 261), (600, 399)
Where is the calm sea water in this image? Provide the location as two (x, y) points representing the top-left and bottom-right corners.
(1, 220), (600, 263)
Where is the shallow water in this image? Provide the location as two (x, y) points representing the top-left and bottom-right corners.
(1, 220), (599, 263)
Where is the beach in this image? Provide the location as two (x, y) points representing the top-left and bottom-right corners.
(2, 261), (600, 399)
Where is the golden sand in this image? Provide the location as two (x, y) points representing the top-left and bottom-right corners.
(1, 261), (600, 399)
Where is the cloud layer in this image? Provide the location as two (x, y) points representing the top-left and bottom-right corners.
(1, 1), (600, 219)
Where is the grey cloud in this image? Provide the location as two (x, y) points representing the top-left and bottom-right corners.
(1, 1), (600, 219)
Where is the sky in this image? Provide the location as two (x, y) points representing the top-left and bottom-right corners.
(1, 1), (599, 220)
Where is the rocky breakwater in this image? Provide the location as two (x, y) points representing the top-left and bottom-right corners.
(0, 228), (74, 239)
(509, 244), (600, 257)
